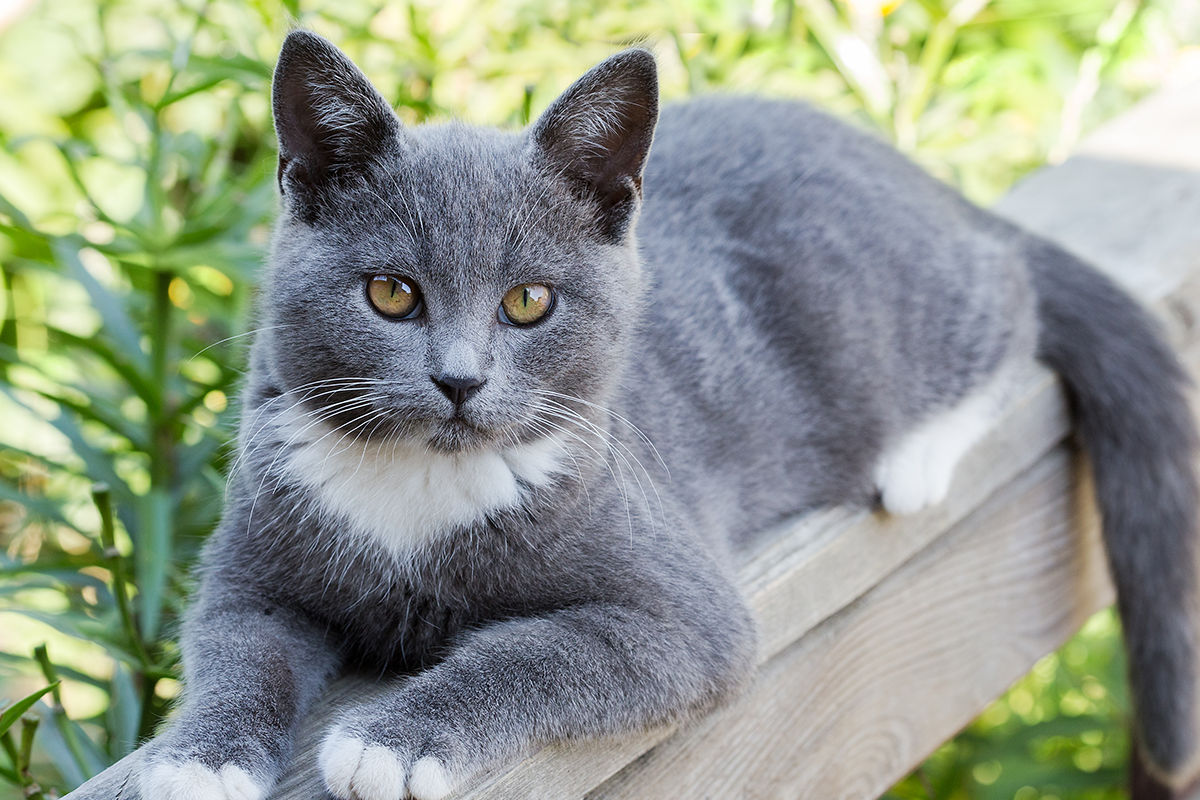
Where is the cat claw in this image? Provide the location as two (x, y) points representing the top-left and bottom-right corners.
(140, 760), (266, 800)
(320, 729), (456, 800)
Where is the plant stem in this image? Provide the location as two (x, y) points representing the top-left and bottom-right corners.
(91, 486), (151, 666)
(893, 0), (991, 150)
(151, 271), (173, 419)
(136, 676), (162, 744)
(16, 717), (44, 800)
(0, 731), (18, 771)
(796, 0), (893, 122)
(17, 717), (37, 776)
(32, 647), (93, 781)
(146, 272), (177, 643)
(0, 266), (15, 366)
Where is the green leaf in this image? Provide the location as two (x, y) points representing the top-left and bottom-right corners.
(137, 489), (173, 642)
(158, 68), (266, 109)
(51, 238), (151, 376)
(28, 701), (89, 788)
(177, 432), (226, 486)
(0, 684), (57, 738)
(0, 387), (135, 504)
(0, 222), (53, 264)
(0, 653), (107, 691)
(0, 190), (35, 232)
(1, 609), (124, 659)
(0, 479), (78, 531)
(26, 386), (149, 452)
(45, 327), (159, 407)
(106, 661), (140, 759)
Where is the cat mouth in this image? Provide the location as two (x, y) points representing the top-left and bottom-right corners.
(426, 416), (495, 453)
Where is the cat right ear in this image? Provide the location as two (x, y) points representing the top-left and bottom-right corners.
(272, 31), (400, 219)
(528, 49), (659, 243)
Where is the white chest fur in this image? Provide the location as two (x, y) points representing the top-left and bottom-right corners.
(273, 406), (566, 558)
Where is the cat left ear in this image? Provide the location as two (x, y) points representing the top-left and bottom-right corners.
(272, 30), (401, 219)
(528, 49), (659, 243)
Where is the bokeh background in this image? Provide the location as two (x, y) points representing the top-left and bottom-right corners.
(1, 0), (1199, 798)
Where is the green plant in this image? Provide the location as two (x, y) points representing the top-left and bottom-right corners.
(0, 681), (60, 799)
(1, 0), (278, 789)
(1, 0), (1194, 796)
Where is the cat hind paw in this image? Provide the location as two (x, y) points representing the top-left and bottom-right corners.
(140, 760), (266, 800)
(321, 729), (457, 800)
(873, 368), (1015, 516)
(873, 438), (956, 516)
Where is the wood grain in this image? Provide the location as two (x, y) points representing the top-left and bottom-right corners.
(589, 448), (1112, 800)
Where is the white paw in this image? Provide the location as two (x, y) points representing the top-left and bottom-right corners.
(320, 728), (459, 800)
(140, 760), (266, 800)
(874, 435), (956, 516)
(408, 757), (454, 800)
(873, 366), (1015, 516)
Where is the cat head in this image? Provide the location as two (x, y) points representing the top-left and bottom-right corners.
(261, 31), (658, 454)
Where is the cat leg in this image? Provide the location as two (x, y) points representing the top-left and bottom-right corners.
(874, 361), (1020, 516)
(138, 596), (339, 800)
(319, 593), (754, 800)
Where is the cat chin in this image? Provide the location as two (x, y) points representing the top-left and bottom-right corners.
(424, 418), (499, 454)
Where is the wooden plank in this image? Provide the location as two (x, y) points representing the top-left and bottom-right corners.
(587, 446), (1113, 800)
(739, 359), (1066, 663)
(993, 79), (1200, 306)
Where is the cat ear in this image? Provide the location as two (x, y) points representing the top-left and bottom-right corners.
(272, 30), (401, 217)
(529, 49), (659, 242)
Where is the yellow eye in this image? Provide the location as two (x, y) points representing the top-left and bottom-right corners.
(368, 275), (422, 319)
(500, 283), (554, 326)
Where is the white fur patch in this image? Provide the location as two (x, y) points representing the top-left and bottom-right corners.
(318, 732), (367, 799)
(407, 756), (456, 800)
(319, 729), (459, 800)
(320, 731), (410, 800)
(275, 406), (565, 559)
(874, 361), (1019, 516)
(140, 760), (266, 800)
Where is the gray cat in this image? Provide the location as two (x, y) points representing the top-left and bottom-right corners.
(132, 30), (1198, 800)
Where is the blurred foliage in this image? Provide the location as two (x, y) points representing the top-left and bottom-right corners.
(887, 610), (1131, 800)
(0, 0), (1197, 797)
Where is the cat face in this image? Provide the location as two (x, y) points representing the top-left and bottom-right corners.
(263, 33), (658, 454)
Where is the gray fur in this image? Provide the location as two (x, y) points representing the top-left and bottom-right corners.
(135, 30), (1198, 800)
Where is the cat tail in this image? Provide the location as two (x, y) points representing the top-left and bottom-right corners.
(1027, 235), (1200, 793)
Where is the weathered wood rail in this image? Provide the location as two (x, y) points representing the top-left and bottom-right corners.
(67, 80), (1200, 800)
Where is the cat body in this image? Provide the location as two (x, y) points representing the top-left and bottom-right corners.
(129, 31), (1198, 800)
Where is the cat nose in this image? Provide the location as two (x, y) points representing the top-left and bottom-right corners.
(432, 374), (485, 407)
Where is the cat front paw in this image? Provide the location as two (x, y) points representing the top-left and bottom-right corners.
(139, 759), (267, 800)
(320, 726), (458, 800)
